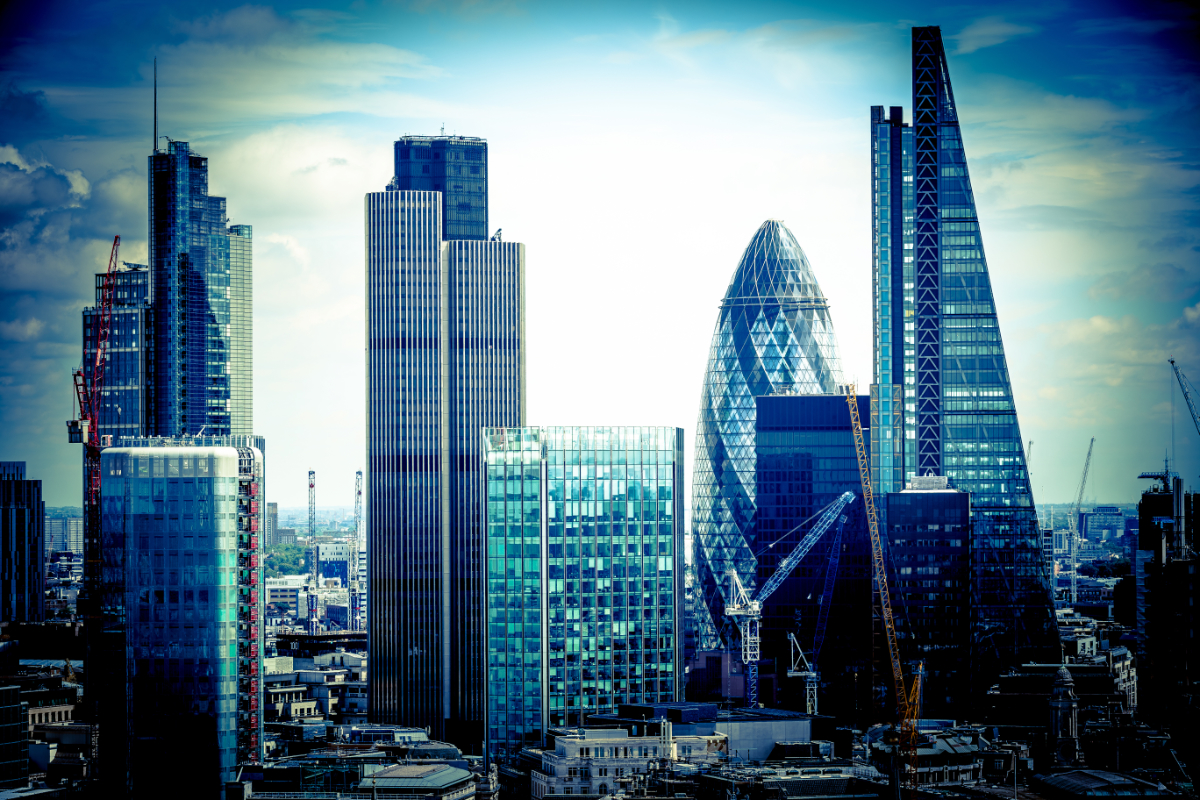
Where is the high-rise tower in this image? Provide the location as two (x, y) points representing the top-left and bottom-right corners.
(391, 135), (488, 241)
(691, 220), (843, 652)
(870, 27), (1057, 686)
(148, 140), (253, 437)
(366, 136), (525, 747)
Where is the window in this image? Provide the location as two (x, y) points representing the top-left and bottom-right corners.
(422, 165), (430, 174)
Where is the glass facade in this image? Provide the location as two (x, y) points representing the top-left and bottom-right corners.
(83, 263), (155, 442)
(1, 462), (45, 623)
(884, 486), (971, 717)
(481, 426), (685, 763)
(392, 135), (488, 241)
(869, 27), (1058, 682)
(692, 220), (844, 652)
(149, 140), (253, 437)
(100, 442), (263, 795)
(754, 395), (872, 721)
(365, 184), (525, 747)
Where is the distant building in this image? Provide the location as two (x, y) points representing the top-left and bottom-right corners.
(885, 477), (971, 715)
(44, 514), (83, 555)
(481, 427), (685, 762)
(266, 502), (279, 548)
(1, 462), (44, 623)
(275, 527), (297, 545)
(1080, 507), (1123, 542)
(100, 440), (265, 795)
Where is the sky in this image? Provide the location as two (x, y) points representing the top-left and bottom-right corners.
(1, 0), (1198, 509)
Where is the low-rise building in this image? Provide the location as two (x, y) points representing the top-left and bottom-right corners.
(530, 725), (727, 798)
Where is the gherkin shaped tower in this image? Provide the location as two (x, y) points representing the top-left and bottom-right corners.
(691, 220), (843, 650)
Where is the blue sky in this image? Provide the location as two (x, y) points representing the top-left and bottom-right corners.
(1, 0), (1197, 508)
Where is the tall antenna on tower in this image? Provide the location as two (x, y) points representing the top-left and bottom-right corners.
(153, 58), (157, 152)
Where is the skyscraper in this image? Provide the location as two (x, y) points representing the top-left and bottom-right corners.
(481, 426), (684, 762)
(99, 440), (264, 796)
(366, 136), (525, 747)
(870, 27), (1057, 683)
(82, 262), (154, 441)
(1, 462), (44, 623)
(391, 135), (488, 241)
(691, 220), (843, 653)
(752, 395), (872, 720)
(149, 140), (253, 437)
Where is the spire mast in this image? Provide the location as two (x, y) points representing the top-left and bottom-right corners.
(153, 58), (157, 152)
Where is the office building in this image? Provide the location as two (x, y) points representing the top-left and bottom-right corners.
(1135, 470), (1196, 734)
(366, 138), (525, 747)
(391, 135), (488, 240)
(869, 27), (1057, 685)
(149, 140), (253, 437)
(266, 502), (278, 548)
(99, 439), (264, 796)
(44, 514), (83, 555)
(1080, 507), (1123, 542)
(885, 477), (971, 716)
(692, 220), (844, 653)
(0, 685), (28, 790)
(481, 426), (684, 762)
(82, 262), (155, 442)
(1, 462), (45, 623)
(752, 394), (872, 720)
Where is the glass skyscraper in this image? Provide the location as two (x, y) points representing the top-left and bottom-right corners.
(691, 220), (843, 653)
(870, 27), (1057, 681)
(481, 426), (684, 762)
(753, 395), (872, 721)
(83, 262), (155, 442)
(366, 137), (525, 748)
(149, 140), (254, 437)
(99, 440), (264, 796)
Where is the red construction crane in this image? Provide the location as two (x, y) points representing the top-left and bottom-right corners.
(68, 234), (120, 611)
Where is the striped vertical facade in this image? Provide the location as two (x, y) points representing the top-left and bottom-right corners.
(366, 190), (525, 747)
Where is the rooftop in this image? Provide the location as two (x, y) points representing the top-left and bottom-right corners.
(359, 763), (471, 791)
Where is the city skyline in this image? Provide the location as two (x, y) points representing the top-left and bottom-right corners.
(2, 1), (1199, 510)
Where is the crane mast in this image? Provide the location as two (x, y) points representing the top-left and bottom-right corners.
(1068, 438), (1094, 604)
(843, 386), (908, 721)
(845, 385), (923, 791)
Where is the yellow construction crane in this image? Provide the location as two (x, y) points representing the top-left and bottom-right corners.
(844, 385), (921, 790)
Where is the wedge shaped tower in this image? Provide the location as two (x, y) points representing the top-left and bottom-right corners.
(692, 220), (843, 650)
(871, 27), (1058, 692)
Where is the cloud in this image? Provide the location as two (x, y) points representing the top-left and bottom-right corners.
(1089, 261), (1200, 303)
(0, 317), (45, 341)
(952, 16), (1039, 55)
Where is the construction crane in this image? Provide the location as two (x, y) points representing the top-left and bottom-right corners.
(349, 470), (364, 631)
(1169, 359), (1200, 441)
(785, 516), (846, 714)
(844, 384), (920, 790)
(725, 491), (856, 707)
(67, 235), (120, 635)
(1067, 438), (1094, 604)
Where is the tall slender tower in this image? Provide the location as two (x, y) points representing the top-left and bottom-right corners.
(148, 140), (253, 436)
(869, 27), (1058, 693)
(366, 135), (525, 747)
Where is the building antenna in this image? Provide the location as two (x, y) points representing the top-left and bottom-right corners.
(153, 58), (158, 152)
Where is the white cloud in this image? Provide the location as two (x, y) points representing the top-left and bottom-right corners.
(952, 16), (1039, 55)
(0, 318), (46, 341)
